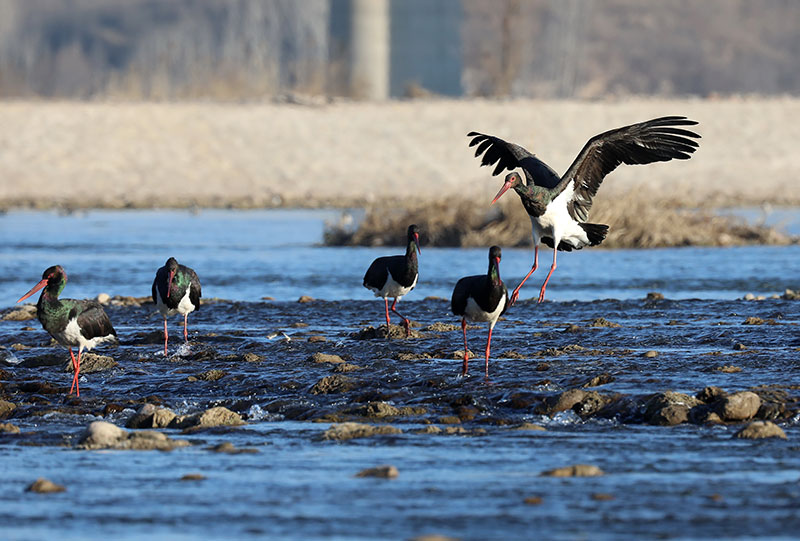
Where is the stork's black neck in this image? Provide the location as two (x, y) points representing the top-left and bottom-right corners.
(515, 184), (552, 217)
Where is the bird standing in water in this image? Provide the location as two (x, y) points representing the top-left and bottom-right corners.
(17, 265), (117, 397)
(468, 116), (700, 304)
(363, 224), (421, 337)
(451, 246), (508, 379)
(152, 257), (201, 356)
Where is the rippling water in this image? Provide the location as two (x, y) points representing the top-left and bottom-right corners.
(1, 209), (799, 541)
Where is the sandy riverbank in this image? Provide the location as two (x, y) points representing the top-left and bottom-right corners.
(0, 97), (797, 209)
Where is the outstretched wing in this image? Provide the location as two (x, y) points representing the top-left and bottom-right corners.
(467, 132), (561, 188)
(556, 116), (701, 222)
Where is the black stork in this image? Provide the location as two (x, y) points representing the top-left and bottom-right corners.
(468, 116), (700, 304)
(152, 257), (201, 356)
(451, 245), (508, 379)
(17, 265), (117, 397)
(362, 224), (421, 337)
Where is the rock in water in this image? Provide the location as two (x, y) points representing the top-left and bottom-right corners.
(734, 421), (787, 440)
(355, 465), (399, 479)
(26, 478), (66, 493)
(716, 391), (761, 421)
(541, 464), (605, 477)
(321, 422), (402, 441)
(78, 420), (190, 451)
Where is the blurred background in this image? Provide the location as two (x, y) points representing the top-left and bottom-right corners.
(0, 0), (797, 101)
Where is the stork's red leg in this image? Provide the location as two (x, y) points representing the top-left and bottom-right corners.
(384, 298), (391, 327)
(484, 325), (494, 380)
(390, 298), (410, 337)
(538, 247), (557, 303)
(163, 318), (169, 356)
(461, 318), (469, 376)
(510, 245), (539, 306)
(68, 348), (78, 395)
(72, 349), (82, 398)
(183, 313), (189, 343)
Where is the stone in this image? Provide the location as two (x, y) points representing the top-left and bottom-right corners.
(297, 295), (314, 303)
(644, 392), (700, 426)
(174, 406), (244, 429)
(334, 363), (363, 372)
(716, 391), (761, 421)
(646, 292), (665, 300)
(541, 464), (605, 477)
(62, 353), (118, 374)
(514, 423), (546, 431)
(742, 316), (764, 325)
(2, 305), (37, 321)
(734, 421), (786, 440)
(180, 473), (207, 481)
(96, 293), (111, 304)
(348, 402), (400, 418)
(542, 389), (586, 414)
(696, 386), (727, 403)
(716, 365), (742, 373)
(0, 400), (16, 419)
(643, 350), (658, 358)
(209, 442), (259, 454)
(240, 353), (262, 363)
(0, 422), (20, 434)
(26, 478), (65, 493)
(523, 496), (544, 505)
(587, 317), (621, 328)
(321, 422), (402, 441)
(592, 493), (615, 501)
(126, 404), (177, 429)
(78, 420), (190, 451)
(309, 352), (345, 364)
(438, 415), (461, 424)
(423, 322), (460, 332)
(414, 425), (442, 435)
(355, 465), (398, 479)
(307, 335), (327, 343)
(194, 369), (226, 381)
(310, 375), (355, 395)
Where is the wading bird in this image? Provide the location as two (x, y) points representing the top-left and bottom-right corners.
(363, 224), (421, 337)
(17, 265), (117, 397)
(451, 246), (508, 379)
(468, 116), (700, 304)
(152, 257), (201, 356)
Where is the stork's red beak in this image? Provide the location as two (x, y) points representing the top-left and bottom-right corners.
(491, 180), (513, 205)
(17, 278), (48, 303)
(167, 270), (175, 298)
(414, 232), (421, 254)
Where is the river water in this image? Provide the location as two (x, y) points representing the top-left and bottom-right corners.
(0, 209), (799, 541)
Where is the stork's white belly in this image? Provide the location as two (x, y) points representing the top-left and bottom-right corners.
(368, 273), (417, 299)
(156, 287), (196, 317)
(464, 295), (506, 326)
(531, 184), (590, 249)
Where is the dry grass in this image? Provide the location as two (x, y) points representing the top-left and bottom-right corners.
(0, 98), (799, 211)
(323, 191), (795, 249)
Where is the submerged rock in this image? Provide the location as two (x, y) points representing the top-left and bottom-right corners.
(514, 423), (546, 431)
(208, 442), (259, 454)
(309, 352), (345, 364)
(180, 473), (207, 481)
(310, 375), (356, 395)
(587, 317), (621, 328)
(321, 422), (402, 441)
(347, 401), (400, 418)
(26, 478), (66, 493)
(541, 464), (605, 477)
(78, 421), (190, 451)
(355, 465), (398, 479)
(194, 369), (227, 382)
(734, 421), (786, 440)
(352, 325), (422, 340)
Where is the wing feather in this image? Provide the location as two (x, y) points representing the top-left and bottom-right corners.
(556, 116), (701, 222)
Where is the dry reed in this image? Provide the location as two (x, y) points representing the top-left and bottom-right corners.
(323, 191), (796, 249)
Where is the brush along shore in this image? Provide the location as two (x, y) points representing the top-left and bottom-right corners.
(324, 192), (796, 249)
